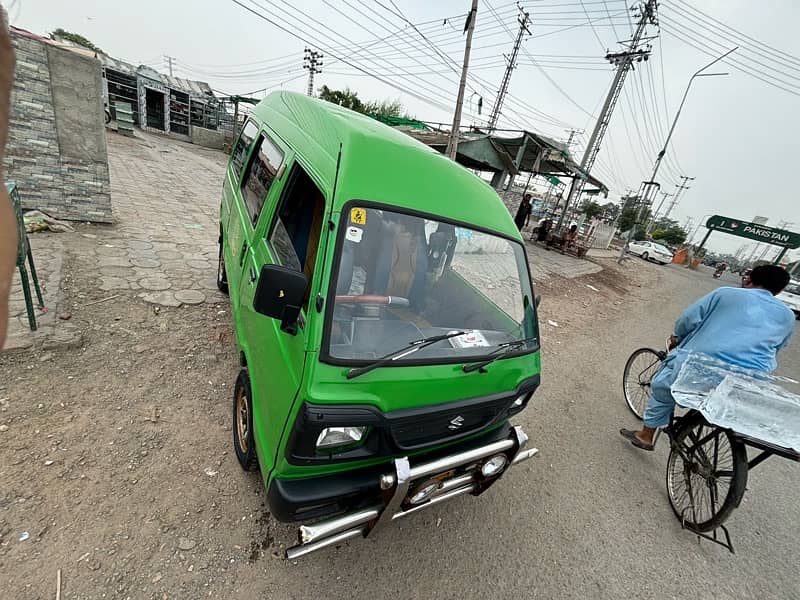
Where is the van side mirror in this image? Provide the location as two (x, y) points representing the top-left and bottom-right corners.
(253, 264), (308, 335)
(535, 294), (542, 308)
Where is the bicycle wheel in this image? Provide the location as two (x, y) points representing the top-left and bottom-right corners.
(666, 412), (748, 533)
(622, 348), (663, 419)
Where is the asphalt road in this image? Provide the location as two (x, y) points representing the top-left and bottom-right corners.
(237, 261), (799, 600)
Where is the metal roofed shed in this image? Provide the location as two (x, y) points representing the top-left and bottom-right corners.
(396, 128), (519, 176)
(490, 130), (607, 194)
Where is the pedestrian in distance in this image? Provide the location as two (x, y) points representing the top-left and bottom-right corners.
(514, 194), (532, 232)
(620, 265), (795, 451)
(536, 217), (551, 244)
(561, 223), (578, 253)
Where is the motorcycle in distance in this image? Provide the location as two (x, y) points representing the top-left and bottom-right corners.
(713, 262), (728, 279)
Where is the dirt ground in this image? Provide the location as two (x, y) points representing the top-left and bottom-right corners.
(0, 239), (658, 598)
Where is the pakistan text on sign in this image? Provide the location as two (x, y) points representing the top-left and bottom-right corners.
(705, 215), (800, 250)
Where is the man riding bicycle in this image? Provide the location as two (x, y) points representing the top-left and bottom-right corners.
(621, 265), (795, 451)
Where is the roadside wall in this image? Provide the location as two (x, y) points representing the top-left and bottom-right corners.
(4, 31), (112, 222)
(190, 125), (225, 150)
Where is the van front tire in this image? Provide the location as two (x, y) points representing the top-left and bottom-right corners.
(217, 241), (229, 295)
(233, 370), (259, 472)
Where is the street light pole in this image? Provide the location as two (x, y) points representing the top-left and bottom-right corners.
(650, 47), (737, 183)
(618, 46), (737, 263)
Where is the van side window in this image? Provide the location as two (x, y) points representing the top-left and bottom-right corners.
(241, 134), (284, 227)
(268, 164), (326, 300)
(231, 120), (259, 179)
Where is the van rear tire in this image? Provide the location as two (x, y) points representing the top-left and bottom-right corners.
(217, 241), (229, 295)
(233, 370), (259, 472)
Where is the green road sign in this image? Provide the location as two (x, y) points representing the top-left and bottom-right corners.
(705, 215), (800, 249)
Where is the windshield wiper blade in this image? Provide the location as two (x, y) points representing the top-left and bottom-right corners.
(346, 331), (467, 380)
(462, 337), (538, 373)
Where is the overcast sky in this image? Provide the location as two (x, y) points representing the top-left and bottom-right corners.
(12, 0), (800, 259)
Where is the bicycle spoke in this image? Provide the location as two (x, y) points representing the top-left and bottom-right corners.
(624, 349), (664, 419)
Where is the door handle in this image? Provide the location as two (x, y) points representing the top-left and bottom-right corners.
(249, 266), (257, 283)
(239, 242), (248, 266)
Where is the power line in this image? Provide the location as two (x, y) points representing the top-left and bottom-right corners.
(312, 0), (484, 118)
(643, 58), (683, 177)
(228, 0), (458, 111)
(672, 0), (800, 69)
(579, 0), (607, 48)
(660, 21), (800, 98)
(483, 0), (599, 118)
(662, 5), (800, 83)
(600, 0), (621, 40)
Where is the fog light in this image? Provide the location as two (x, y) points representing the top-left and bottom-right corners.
(481, 454), (508, 477)
(513, 392), (530, 407)
(408, 480), (441, 505)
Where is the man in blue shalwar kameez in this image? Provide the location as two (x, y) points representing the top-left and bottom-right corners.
(621, 265), (795, 451)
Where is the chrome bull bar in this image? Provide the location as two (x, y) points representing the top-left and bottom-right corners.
(285, 425), (538, 560)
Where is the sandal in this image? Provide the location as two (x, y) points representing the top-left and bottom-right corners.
(619, 428), (655, 451)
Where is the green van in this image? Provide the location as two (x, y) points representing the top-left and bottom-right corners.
(218, 91), (541, 559)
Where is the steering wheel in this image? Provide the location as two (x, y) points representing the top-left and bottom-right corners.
(335, 294), (410, 307)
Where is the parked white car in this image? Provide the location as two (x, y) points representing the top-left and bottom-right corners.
(777, 281), (800, 319)
(626, 240), (674, 265)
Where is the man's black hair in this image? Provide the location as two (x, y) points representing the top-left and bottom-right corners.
(749, 264), (790, 295)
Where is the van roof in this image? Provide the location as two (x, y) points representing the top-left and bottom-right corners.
(250, 91), (519, 238)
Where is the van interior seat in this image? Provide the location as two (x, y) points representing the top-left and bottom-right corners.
(366, 214), (428, 306)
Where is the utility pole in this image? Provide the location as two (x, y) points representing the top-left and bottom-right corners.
(663, 175), (693, 221)
(446, 0), (479, 160)
(164, 55), (174, 77)
(488, 6), (531, 131)
(564, 128), (584, 150)
(649, 191), (673, 228)
(558, 0), (657, 234)
(303, 48), (323, 97)
(682, 216), (694, 239)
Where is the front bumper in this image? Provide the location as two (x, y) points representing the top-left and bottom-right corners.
(281, 425), (537, 559)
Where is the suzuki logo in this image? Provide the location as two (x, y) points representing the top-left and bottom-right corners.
(448, 415), (465, 430)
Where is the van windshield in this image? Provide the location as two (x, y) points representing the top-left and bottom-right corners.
(326, 205), (538, 363)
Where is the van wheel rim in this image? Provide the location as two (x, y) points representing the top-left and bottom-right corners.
(236, 387), (249, 453)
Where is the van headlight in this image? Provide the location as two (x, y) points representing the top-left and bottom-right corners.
(316, 426), (367, 450)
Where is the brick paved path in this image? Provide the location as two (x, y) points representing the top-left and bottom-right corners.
(96, 131), (228, 306)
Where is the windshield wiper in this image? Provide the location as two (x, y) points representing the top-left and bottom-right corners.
(346, 331), (467, 380)
(462, 337), (538, 374)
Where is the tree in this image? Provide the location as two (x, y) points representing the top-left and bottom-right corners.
(363, 98), (404, 117)
(318, 86), (412, 118)
(600, 202), (620, 222)
(318, 85), (364, 112)
(580, 200), (603, 221)
(618, 206), (651, 234)
(52, 28), (103, 53)
(652, 226), (688, 246)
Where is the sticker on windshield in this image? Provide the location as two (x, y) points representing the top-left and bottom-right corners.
(449, 330), (490, 348)
(350, 207), (367, 225)
(345, 225), (363, 243)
